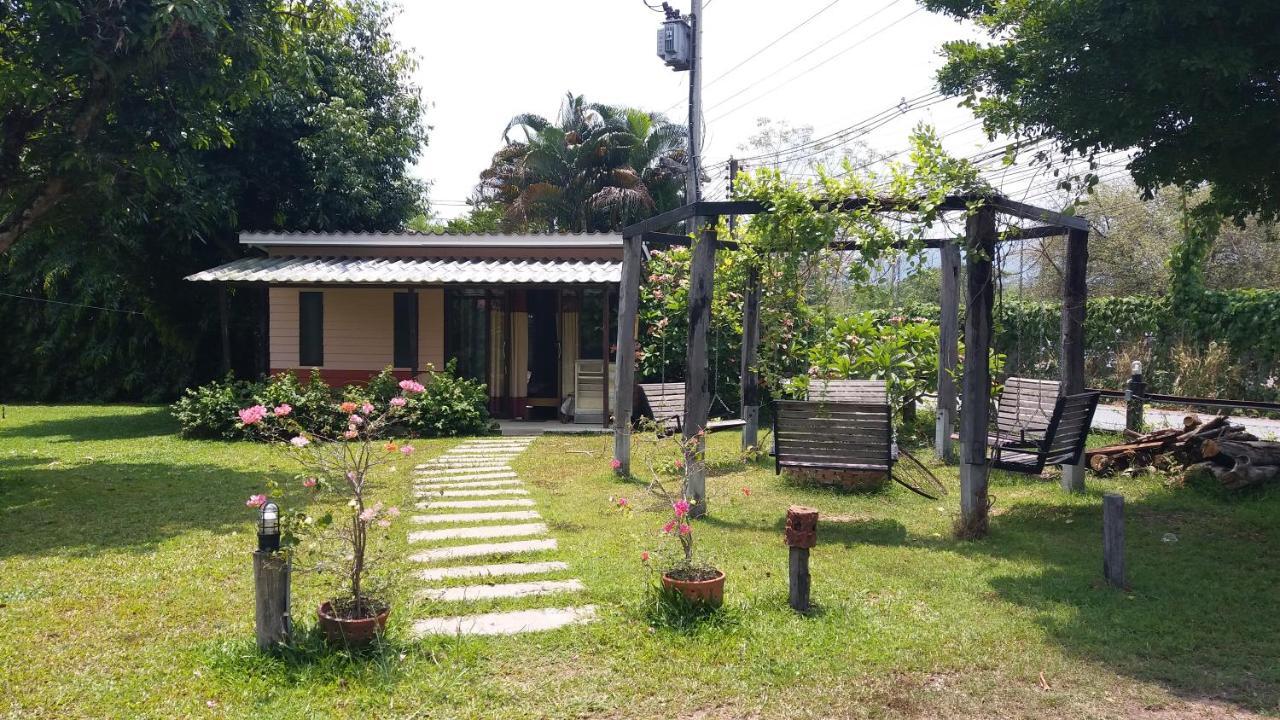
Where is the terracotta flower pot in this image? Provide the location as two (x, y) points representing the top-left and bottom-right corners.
(661, 568), (726, 608)
(317, 600), (390, 648)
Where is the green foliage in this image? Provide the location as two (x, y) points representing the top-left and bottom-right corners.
(0, 0), (428, 402)
(170, 375), (260, 440)
(401, 361), (493, 438)
(923, 0), (1280, 224)
(254, 370), (342, 437)
(475, 92), (687, 232)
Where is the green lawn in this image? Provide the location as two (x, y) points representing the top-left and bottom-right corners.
(2, 405), (1278, 719)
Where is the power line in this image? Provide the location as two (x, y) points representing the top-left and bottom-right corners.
(0, 291), (144, 316)
(706, 4), (922, 123)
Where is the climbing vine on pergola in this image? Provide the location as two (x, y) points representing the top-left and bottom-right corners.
(610, 131), (1092, 539)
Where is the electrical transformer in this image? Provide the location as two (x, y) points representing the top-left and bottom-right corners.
(656, 16), (691, 71)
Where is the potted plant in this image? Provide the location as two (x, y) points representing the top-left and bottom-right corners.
(239, 378), (425, 648)
(631, 425), (725, 607)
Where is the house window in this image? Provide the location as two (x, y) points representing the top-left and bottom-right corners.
(577, 288), (618, 360)
(299, 291), (324, 366)
(393, 292), (418, 369)
(444, 289), (492, 383)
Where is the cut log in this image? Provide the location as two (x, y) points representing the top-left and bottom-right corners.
(1183, 415), (1201, 431)
(1178, 415), (1227, 442)
(1218, 456), (1280, 490)
(1202, 439), (1280, 465)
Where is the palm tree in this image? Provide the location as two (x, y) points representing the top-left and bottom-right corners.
(475, 93), (687, 232)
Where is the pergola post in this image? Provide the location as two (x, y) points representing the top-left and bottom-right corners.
(935, 241), (961, 462)
(739, 264), (761, 452)
(684, 220), (718, 518)
(601, 287), (611, 429)
(612, 235), (644, 474)
(959, 206), (997, 537)
(1059, 226), (1089, 492)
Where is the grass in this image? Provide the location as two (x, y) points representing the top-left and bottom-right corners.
(2, 404), (1279, 718)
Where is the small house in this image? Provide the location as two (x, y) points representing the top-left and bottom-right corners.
(187, 231), (620, 423)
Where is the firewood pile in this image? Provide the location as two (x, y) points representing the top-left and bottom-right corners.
(1087, 415), (1280, 489)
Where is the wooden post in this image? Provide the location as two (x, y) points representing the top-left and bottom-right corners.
(219, 285), (232, 374)
(408, 287), (420, 378)
(1060, 227), (1089, 492)
(253, 551), (291, 650)
(959, 207), (996, 538)
(602, 285), (611, 429)
(784, 505), (817, 612)
(935, 241), (961, 462)
(739, 263), (761, 452)
(613, 236), (643, 474)
(1102, 493), (1126, 589)
(684, 220), (718, 518)
(1125, 362), (1145, 433)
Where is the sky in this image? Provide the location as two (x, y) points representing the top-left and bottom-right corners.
(391, 0), (1125, 220)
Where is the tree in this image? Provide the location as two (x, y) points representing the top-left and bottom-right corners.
(923, 0), (1280, 224)
(474, 93), (687, 232)
(0, 0), (428, 401)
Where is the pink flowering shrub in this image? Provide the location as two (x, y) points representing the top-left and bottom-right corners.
(631, 417), (710, 574)
(238, 381), (425, 614)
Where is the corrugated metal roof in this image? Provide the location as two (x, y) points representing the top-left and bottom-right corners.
(185, 256), (621, 284)
(239, 231), (623, 248)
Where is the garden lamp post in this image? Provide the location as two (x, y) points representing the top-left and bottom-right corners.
(253, 501), (291, 650)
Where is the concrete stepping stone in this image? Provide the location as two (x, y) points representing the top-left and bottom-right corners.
(415, 479), (524, 490)
(411, 510), (541, 524)
(416, 498), (536, 509)
(412, 472), (518, 482)
(417, 466), (511, 475)
(416, 560), (568, 582)
(419, 579), (585, 602)
(409, 538), (556, 563)
(424, 458), (519, 466)
(413, 606), (597, 636)
(447, 449), (526, 455)
(418, 487), (529, 498)
(409, 522), (546, 543)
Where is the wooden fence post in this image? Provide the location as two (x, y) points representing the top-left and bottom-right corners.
(1102, 493), (1126, 589)
(785, 506), (818, 612)
(959, 208), (996, 537)
(613, 235), (643, 475)
(740, 264), (761, 452)
(1060, 226), (1089, 492)
(936, 241), (960, 462)
(253, 551), (291, 650)
(684, 220), (718, 518)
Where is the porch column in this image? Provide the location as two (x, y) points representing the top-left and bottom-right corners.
(613, 235), (643, 472)
(1059, 226), (1089, 492)
(601, 285), (611, 428)
(959, 206), (996, 538)
(684, 220), (718, 518)
(935, 241), (961, 462)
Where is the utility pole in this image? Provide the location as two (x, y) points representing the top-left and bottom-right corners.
(685, 0), (703, 211)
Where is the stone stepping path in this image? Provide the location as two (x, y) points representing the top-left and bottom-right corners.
(412, 606), (597, 637)
(408, 435), (594, 637)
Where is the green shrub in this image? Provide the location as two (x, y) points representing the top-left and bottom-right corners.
(170, 374), (261, 439)
(256, 369), (341, 436)
(402, 360), (493, 437)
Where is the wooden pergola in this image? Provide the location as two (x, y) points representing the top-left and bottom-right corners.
(610, 194), (1090, 535)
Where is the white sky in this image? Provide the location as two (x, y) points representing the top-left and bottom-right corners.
(393, 0), (1128, 220)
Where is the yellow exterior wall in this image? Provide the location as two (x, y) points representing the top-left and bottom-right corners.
(269, 287), (443, 373)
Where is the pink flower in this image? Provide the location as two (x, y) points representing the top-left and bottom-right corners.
(238, 405), (267, 426)
(400, 445), (415, 455)
(616, 497), (629, 508)
(610, 458), (622, 470)
(673, 499), (690, 518)
(273, 404), (292, 417)
(678, 523), (691, 536)
(302, 477), (317, 488)
(359, 507), (377, 522)
(349, 414), (364, 425)
(340, 401), (358, 414)
(289, 435), (310, 448)
(399, 379), (426, 394)
(641, 551), (650, 562)
(386, 506), (400, 518)
(245, 494), (267, 508)
(741, 486), (751, 496)
(343, 429), (358, 440)
(662, 520), (676, 534)
(362, 402), (374, 415)
(377, 519), (391, 528)
(389, 396), (407, 407)
(674, 459), (684, 470)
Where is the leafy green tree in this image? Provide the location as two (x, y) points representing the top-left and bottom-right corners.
(0, 0), (428, 401)
(923, 0), (1280, 225)
(475, 93), (687, 232)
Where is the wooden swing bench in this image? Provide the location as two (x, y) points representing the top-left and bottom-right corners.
(807, 378), (888, 404)
(772, 400), (893, 476)
(989, 386), (1101, 474)
(636, 382), (747, 435)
